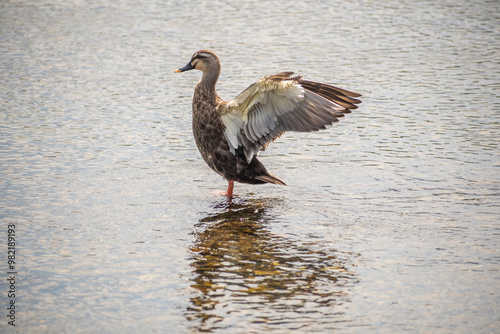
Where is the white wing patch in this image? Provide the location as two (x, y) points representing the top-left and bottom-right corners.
(220, 77), (305, 162)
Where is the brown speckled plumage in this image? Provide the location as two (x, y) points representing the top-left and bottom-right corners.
(176, 50), (361, 196)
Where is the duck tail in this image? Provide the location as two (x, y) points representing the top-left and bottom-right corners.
(256, 174), (287, 186)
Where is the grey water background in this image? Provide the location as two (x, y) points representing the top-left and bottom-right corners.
(1, 0), (499, 332)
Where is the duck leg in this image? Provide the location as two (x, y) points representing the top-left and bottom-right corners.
(226, 180), (234, 197)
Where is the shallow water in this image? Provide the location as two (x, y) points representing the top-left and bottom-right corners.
(1, 0), (499, 333)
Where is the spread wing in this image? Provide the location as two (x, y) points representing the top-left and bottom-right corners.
(219, 71), (361, 163)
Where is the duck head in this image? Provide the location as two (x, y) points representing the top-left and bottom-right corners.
(175, 50), (221, 82)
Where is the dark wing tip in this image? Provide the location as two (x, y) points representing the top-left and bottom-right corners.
(299, 79), (362, 110)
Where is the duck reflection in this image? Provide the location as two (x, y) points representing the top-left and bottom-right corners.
(185, 197), (358, 331)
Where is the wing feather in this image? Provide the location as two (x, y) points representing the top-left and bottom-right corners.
(220, 72), (361, 163)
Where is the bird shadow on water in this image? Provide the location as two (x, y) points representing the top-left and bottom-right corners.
(185, 196), (359, 332)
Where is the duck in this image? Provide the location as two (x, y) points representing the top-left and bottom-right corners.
(175, 50), (361, 197)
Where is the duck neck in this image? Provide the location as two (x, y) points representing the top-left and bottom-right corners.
(198, 64), (220, 95)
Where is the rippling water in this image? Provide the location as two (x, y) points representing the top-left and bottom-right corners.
(1, 0), (499, 333)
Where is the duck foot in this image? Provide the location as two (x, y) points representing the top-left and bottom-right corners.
(226, 180), (234, 197)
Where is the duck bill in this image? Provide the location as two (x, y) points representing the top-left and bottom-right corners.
(175, 62), (195, 73)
